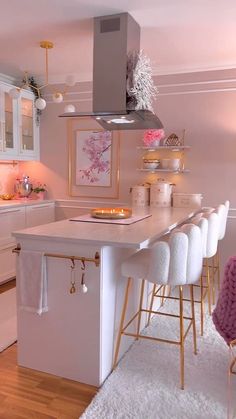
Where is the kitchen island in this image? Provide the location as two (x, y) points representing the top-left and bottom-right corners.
(12, 207), (197, 386)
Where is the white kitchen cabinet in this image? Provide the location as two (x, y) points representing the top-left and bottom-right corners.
(0, 82), (39, 161)
(0, 206), (25, 247)
(0, 201), (55, 284)
(25, 202), (55, 228)
(0, 206), (25, 284)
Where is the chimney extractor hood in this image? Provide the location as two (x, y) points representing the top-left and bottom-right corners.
(59, 13), (163, 131)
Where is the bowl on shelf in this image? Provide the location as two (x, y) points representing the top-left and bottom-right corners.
(168, 158), (181, 170)
(143, 159), (160, 169)
(160, 158), (180, 170)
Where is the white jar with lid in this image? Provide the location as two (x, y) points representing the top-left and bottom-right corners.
(131, 185), (150, 207)
(150, 180), (173, 207)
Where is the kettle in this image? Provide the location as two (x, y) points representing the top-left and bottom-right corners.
(150, 179), (174, 208)
(15, 176), (33, 198)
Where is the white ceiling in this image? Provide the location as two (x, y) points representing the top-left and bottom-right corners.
(1, 0), (236, 84)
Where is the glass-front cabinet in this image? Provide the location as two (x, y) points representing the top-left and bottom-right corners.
(18, 90), (39, 159)
(0, 84), (18, 157)
(0, 82), (39, 161)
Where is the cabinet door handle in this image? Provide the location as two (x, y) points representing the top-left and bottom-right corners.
(0, 208), (22, 215)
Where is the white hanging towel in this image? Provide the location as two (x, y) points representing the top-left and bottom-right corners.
(18, 250), (48, 315)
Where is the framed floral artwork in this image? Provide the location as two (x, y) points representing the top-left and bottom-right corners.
(68, 118), (120, 198)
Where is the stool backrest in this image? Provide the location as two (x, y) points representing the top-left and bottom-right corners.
(168, 231), (188, 285)
(187, 216), (208, 259)
(148, 241), (170, 285)
(220, 200), (230, 240)
(204, 212), (219, 258)
(180, 224), (203, 284)
(215, 204), (227, 240)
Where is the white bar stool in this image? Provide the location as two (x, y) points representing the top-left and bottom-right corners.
(186, 212), (220, 335)
(113, 224), (202, 389)
(199, 212), (219, 316)
(212, 201), (230, 300)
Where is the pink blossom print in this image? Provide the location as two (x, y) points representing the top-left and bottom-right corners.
(76, 130), (112, 186)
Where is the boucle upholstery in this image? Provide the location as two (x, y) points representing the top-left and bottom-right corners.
(212, 256), (236, 344)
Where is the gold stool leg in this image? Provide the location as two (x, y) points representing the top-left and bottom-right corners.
(206, 259), (212, 315)
(147, 283), (156, 326)
(113, 277), (132, 369)
(200, 275), (204, 336)
(161, 285), (167, 306)
(136, 279), (145, 339)
(190, 285), (197, 354)
(212, 256), (216, 305)
(179, 285), (185, 390)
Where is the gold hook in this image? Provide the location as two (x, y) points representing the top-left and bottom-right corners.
(81, 258), (86, 270)
(71, 258), (75, 270)
(69, 258), (76, 294)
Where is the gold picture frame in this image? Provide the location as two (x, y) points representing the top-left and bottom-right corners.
(68, 118), (120, 198)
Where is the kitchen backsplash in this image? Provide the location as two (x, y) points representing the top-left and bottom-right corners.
(0, 163), (20, 194)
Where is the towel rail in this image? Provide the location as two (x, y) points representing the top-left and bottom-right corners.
(12, 244), (100, 267)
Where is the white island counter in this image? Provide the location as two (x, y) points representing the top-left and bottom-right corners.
(13, 207), (197, 386)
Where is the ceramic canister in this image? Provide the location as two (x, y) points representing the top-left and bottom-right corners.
(131, 185), (150, 207)
(150, 181), (172, 207)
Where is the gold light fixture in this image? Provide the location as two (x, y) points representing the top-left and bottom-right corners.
(9, 41), (76, 112)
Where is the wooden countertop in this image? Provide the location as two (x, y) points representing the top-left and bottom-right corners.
(12, 207), (197, 249)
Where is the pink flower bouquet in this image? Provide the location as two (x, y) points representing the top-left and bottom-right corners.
(143, 129), (165, 147)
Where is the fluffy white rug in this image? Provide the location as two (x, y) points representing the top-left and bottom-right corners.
(0, 288), (17, 352)
(81, 294), (231, 419)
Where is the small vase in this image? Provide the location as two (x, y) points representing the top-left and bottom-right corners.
(37, 191), (46, 200)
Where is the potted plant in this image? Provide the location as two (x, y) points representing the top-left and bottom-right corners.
(142, 129), (165, 147)
(33, 183), (47, 200)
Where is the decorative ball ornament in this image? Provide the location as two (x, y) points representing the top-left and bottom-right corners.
(64, 104), (76, 113)
(35, 98), (46, 110)
(52, 92), (63, 103)
(9, 88), (21, 99)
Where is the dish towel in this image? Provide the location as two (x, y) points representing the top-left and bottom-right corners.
(18, 250), (48, 315)
(212, 256), (236, 345)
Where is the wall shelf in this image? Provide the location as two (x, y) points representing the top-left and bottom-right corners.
(137, 140), (190, 174)
(137, 168), (190, 173)
(137, 145), (190, 151)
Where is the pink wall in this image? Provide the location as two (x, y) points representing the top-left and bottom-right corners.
(0, 163), (19, 194)
(17, 69), (236, 270)
(19, 70), (236, 208)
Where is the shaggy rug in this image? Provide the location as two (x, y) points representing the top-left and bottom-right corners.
(81, 294), (232, 419)
(0, 288), (17, 352)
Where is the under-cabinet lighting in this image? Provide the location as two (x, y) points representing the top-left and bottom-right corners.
(107, 118), (135, 124)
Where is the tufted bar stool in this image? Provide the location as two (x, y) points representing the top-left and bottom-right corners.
(184, 209), (221, 336)
(184, 216), (209, 335)
(197, 212), (219, 315)
(212, 201), (230, 301)
(113, 224), (203, 389)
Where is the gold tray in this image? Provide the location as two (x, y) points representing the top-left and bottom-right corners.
(0, 194), (15, 200)
(91, 207), (132, 219)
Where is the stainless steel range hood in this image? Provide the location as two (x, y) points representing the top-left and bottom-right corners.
(59, 13), (163, 131)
